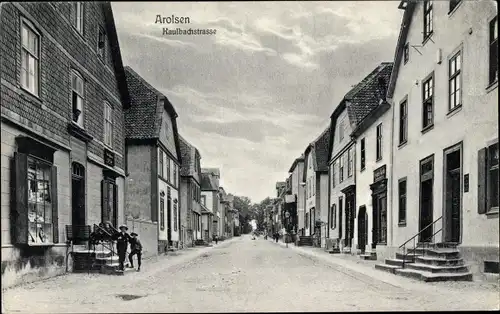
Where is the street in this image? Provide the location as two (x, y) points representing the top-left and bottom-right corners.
(2, 235), (499, 313)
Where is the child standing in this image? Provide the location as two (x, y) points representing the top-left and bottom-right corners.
(128, 232), (143, 271)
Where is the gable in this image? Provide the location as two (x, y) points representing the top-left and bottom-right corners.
(159, 109), (179, 161)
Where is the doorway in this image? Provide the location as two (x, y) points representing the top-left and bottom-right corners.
(71, 163), (85, 225)
(167, 188), (172, 246)
(345, 194), (355, 247)
(338, 196), (343, 242)
(358, 206), (367, 254)
(419, 155), (434, 243)
(444, 144), (462, 243)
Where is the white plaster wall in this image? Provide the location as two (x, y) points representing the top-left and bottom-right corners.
(391, 0), (499, 248)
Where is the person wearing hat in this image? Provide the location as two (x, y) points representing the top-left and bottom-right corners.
(113, 224), (131, 271)
(128, 232), (143, 271)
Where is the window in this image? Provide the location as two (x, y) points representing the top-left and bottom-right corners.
(201, 195), (206, 206)
(104, 102), (113, 147)
(192, 184), (196, 200)
(331, 204), (336, 229)
(101, 179), (117, 227)
(404, 43), (409, 64)
(423, 0), (433, 41)
(21, 21), (40, 96)
(348, 147), (354, 177)
(339, 120), (345, 141)
(332, 162), (336, 188)
(488, 143), (499, 210)
(422, 75), (434, 129)
(449, 51), (462, 111)
(71, 71), (84, 127)
(97, 27), (106, 59)
(399, 99), (408, 145)
(376, 123), (382, 161)
(160, 197), (165, 231)
(26, 156), (55, 244)
(489, 16), (498, 85)
(73, 2), (84, 33)
(167, 157), (171, 182)
(159, 150), (164, 177)
(398, 178), (407, 224)
(360, 138), (366, 170)
(305, 212), (309, 229)
(339, 156), (344, 183)
(173, 164), (177, 187)
(449, 0), (461, 13)
(173, 202), (178, 232)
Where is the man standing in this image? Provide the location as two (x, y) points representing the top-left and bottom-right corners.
(114, 225), (130, 271)
(128, 232), (143, 272)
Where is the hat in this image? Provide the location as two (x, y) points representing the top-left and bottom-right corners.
(119, 224), (128, 231)
(130, 232), (138, 236)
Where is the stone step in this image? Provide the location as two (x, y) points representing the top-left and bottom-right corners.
(375, 263), (402, 274)
(406, 263), (469, 274)
(394, 268), (473, 282)
(95, 256), (120, 265)
(328, 248), (341, 254)
(360, 254), (377, 261)
(417, 242), (459, 249)
(395, 252), (421, 261)
(72, 249), (113, 258)
(385, 258), (415, 267)
(408, 248), (461, 259)
(415, 256), (464, 266)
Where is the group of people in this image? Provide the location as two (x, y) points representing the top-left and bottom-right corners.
(91, 222), (143, 272)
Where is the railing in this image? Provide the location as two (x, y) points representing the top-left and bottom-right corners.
(90, 224), (118, 273)
(399, 216), (442, 268)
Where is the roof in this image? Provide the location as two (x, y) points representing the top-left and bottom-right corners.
(387, 1), (416, 99)
(345, 62), (394, 126)
(201, 168), (220, 177)
(288, 154), (305, 173)
(303, 126), (331, 181)
(178, 135), (201, 180)
(200, 172), (218, 191)
(102, 3), (130, 109)
(124, 66), (182, 162)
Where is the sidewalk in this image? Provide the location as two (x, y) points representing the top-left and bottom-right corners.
(268, 238), (499, 293)
(2, 237), (242, 313)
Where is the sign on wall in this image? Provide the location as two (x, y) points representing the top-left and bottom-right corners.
(104, 148), (115, 167)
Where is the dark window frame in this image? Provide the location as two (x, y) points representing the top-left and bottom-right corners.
(360, 138), (366, 171)
(404, 43), (409, 64)
(489, 16), (498, 86)
(487, 142), (499, 211)
(422, 73), (435, 130)
(160, 197), (165, 231)
(376, 123), (383, 161)
(398, 177), (407, 225)
(448, 50), (462, 112)
(423, 0), (434, 42)
(449, 0), (462, 14)
(399, 98), (408, 145)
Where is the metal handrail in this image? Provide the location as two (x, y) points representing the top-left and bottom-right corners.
(91, 224), (118, 272)
(399, 216), (442, 268)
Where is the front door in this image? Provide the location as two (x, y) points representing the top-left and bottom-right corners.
(444, 146), (462, 243)
(338, 197), (343, 242)
(358, 206), (367, 254)
(71, 163), (85, 244)
(419, 156), (434, 243)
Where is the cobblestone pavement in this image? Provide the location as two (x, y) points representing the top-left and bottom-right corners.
(2, 235), (499, 313)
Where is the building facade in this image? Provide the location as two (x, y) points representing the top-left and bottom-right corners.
(178, 135), (202, 247)
(201, 168), (220, 239)
(124, 66), (182, 254)
(201, 170), (220, 242)
(1, 2), (128, 287)
(303, 127), (330, 247)
(386, 0), (498, 276)
(348, 63), (394, 257)
(288, 156), (305, 235)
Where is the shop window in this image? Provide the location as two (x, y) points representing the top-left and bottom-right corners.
(14, 151), (58, 245)
(101, 178), (117, 227)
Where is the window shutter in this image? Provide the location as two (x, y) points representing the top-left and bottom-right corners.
(51, 165), (59, 243)
(478, 148), (488, 214)
(14, 152), (29, 244)
(101, 180), (109, 223)
(113, 183), (118, 227)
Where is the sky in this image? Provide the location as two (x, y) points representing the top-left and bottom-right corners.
(111, 1), (403, 204)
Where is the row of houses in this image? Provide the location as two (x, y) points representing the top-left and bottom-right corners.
(269, 0), (498, 281)
(0, 2), (239, 288)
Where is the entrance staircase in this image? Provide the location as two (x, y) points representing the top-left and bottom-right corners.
(359, 251), (377, 260)
(374, 216), (472, 282)
(297, 235), (313, 247)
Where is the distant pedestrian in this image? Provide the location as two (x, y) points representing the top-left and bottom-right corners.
(213, 235), (218, 245)
(113, 225), (131, 271)
(128, 232), (143, 271)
